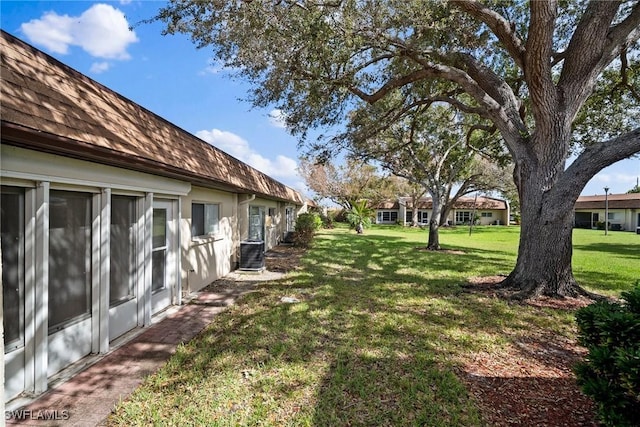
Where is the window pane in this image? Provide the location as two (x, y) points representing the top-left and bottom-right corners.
(152, 249), (166, 292)
(110, 196), (136, 305)
(49, 191), (92, 331)
(191, 203), (204, 237)
(153, 208), (167, 248)
(2, 187), (24, 347)
(249, 206), (264, 241)
(205, 204), (219, 234)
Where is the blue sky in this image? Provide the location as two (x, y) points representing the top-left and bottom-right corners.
(1, 1), (638, 197)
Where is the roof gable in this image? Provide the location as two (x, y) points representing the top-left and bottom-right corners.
(0, 30), (303, 204)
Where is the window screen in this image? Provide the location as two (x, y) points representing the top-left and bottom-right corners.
(2, 186), (25, 349)
(191, 203), (219, 237)
(110, 195), (136, 305)
(49, 190), (92, 332)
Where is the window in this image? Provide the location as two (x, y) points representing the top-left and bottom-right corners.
(607, 212), (617, 220)
(377, 211), (398, 223)
(455, 211), (472, 224)
(249, 205), (265, 241)
(268, 207), (276, 217)
(110, 195), (137, 306)
(191, 203), (219, 237)
(152, 208), (167, 293)
(419, 211), (429, 223)
(405, 211), (413, 223)
(481, 212), (493, 218)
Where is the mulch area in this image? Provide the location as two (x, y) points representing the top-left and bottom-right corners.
(244, 245), (599, 426)
(460, 276), (598, 426)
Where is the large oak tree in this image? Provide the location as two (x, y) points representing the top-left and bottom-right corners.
(154, 1), (640, 298)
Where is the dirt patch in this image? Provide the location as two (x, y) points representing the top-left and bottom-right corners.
(464, 276), (594, 310)
(264, 244), (306, 273)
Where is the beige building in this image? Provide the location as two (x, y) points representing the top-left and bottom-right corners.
(574, 193), (640, 232)
(1, 30), (304, 404)
(375, 196), (510, 226)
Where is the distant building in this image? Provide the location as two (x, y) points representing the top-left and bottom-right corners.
(374, 196), (510, 226)
(574, 193), (640, 232)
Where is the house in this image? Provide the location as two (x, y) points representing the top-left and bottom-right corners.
(1, 30), (305, 403)
(574, 193), (640, 232)
(374, 195), (510, 226)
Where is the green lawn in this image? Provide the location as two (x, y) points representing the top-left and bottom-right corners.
(108, 225), (638, 426)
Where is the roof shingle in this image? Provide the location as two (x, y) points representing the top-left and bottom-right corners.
(0, 30), (303, 204)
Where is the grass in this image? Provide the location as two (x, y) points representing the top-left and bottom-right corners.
(107, 225), (638, 426)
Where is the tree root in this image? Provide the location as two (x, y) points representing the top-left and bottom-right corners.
(497, 275), (608, 302)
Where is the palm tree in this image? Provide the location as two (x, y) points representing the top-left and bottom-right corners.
(347, 200), (374, 233)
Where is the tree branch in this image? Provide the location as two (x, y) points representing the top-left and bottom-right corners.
(525, 1), (558, 120)
(559, 127), (640, 201)
(452, 0), (526, 69)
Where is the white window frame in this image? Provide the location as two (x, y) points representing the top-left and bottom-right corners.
(377, 210), (398, 223)
(455, 211), (472, 224)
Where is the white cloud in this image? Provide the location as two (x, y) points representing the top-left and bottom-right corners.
(196, 129), (299, 180)
(90, 61), (110, 74)
(199, 60), (225, 76)
(268, 109), (288, 129)
(21, 4), (138, 60)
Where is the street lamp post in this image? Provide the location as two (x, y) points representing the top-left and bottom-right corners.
(604, 187), (610, 236)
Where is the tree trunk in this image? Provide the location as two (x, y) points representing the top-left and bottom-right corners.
(412, 208), (419, 227)
(427, 220), (440, 249)
(426, 193), (444, 250)
(500, 147), (594, 299)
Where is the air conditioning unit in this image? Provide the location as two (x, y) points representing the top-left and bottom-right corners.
(240, 240), (265, 271)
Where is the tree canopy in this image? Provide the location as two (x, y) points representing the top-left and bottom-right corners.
(153, 1), (640, 298)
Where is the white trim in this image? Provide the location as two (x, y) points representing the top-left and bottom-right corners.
(24, 188), (36, 394)
(99, 189), (111, 354)
(91, 194), (102, 354)
(34, 182), (49, 393)
(175, 198), (182, 307)
(1, 145), (191, 196)
(142, 193), (153, 326)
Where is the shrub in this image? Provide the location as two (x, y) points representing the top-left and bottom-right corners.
(574, 284), (640, 426)
(293, 212), (322, 247)
(320, 211), (335, 229)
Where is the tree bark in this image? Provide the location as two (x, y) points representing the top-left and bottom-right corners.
(500, 191), (586, 299)
(427, 192), (445, 250)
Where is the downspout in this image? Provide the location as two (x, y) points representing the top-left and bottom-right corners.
(239, 194), (256, 206)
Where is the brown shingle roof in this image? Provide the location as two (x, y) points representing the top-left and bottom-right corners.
(575, 193), (640, 209)
(0, 30), (303, 204)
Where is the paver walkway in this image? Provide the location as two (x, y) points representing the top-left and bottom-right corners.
(5, 278), (267, 427)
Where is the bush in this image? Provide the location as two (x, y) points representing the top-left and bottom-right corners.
(574, 284), (640, 426)
(293, 212), (322, 247)
(320, 211), (335, 229)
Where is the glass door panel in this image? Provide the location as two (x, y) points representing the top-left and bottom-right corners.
(152, 208), (167, 293)
(109, 195), (138, 341)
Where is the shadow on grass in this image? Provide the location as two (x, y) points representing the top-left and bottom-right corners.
(573, 242), (640, 259)
(109, 228), (600, 425)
